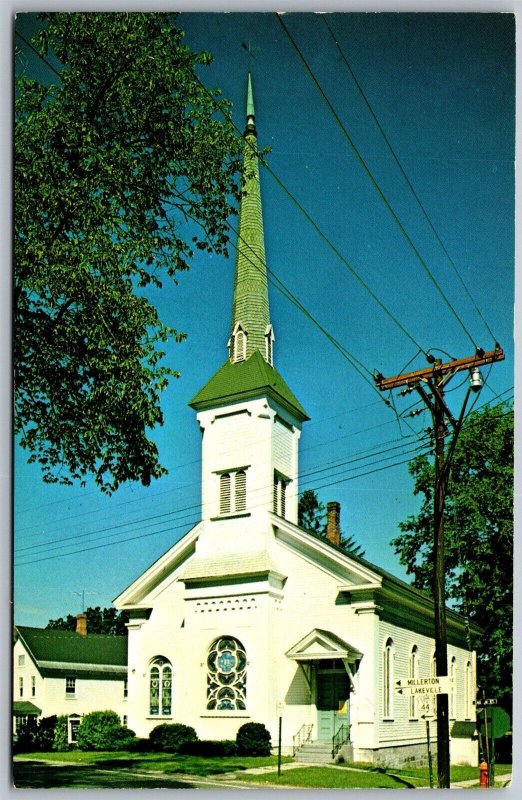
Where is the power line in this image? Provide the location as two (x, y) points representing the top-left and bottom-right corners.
(15, 30), (62, 79)
(321, 14), (499, 347)
(16, 432), (428, 556)
(276, 12), (479, 353)
(15, 446), (429, 568)
(193, 75), (429, 358)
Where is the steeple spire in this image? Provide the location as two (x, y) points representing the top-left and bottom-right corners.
(229, 73), (274, 366)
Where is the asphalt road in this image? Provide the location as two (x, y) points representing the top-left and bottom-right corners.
(12, 759), (264, 790)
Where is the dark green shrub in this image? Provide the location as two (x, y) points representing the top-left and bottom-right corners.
(76, 710), (135, 751)
(125, 737), (152, 752)
(14, 715), (58, 753)
(149, 723), (198, 753)
(13, 716), (39, 753)
(236, 722), (271, 756)
(34, 715), (57, 751)
(52, 715), (71, 752)
(179, 739), (238, 757)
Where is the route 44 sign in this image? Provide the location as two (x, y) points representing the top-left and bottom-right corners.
(395, 676), (454, 696)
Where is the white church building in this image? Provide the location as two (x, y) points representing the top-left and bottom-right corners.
(114, 75), (479, 766)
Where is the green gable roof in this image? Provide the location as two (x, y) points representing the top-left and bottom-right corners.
(16, 626), (127, 677)
(189, 350), (309, 421)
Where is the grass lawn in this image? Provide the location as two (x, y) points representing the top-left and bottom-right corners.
(16, 752), (511, 788)
(236, 767), (411, 789)
(16, 750), (292, 777)
(236, 762), (513, 790)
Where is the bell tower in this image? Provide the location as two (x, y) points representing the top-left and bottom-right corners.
(189, 74), (308, 557)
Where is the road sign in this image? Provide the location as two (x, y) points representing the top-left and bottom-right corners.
(477, 698), (498, 707)
(479, 707), (510, 739)
(395, 676), (454, 696)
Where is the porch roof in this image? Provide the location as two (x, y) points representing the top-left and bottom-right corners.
(285, 628), (362, 663)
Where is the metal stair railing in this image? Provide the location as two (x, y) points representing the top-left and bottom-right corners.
(292, 723), (313, 756)
(332, 724), (350, 759)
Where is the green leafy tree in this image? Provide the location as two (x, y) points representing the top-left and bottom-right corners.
(298, 489), (365, 557)
(46, 605), (129, 635)
(15, 12), (244, 493)
(391, 402), (513, 711)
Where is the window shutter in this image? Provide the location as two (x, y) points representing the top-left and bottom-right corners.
(235, 470), (246, 511)
(220, 473), (231, 514)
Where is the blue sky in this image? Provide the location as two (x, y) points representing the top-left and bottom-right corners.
(14, 12), (515, 628)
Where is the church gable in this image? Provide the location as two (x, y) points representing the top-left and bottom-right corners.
(114, 522), (201, 608)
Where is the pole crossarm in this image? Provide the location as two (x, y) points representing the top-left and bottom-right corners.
(374, 348), (504, 392)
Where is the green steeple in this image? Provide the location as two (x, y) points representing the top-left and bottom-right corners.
(229, 73), (273, 365)
(189, 74), (308, 422)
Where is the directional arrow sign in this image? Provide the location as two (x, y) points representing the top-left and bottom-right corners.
(395, 676), (454, 695)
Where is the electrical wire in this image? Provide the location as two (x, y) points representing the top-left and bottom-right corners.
(276, 13), (479, 352)
(15, 445), (429, 568)
(192, 75), (429, 358)
(16, 432), (429, 555)
(321, 14), (499, 347)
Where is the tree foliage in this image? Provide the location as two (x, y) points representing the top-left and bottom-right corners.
(298, 489), (365, 557)
(46, 605), (129, 636)
(391, 402), (513, 710)
(15, 12), (244, 493)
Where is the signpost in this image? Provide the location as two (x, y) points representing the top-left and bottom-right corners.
(477, 705), (510, 787)
(395, 677), (453, 788)
(395, 676), (454, 696)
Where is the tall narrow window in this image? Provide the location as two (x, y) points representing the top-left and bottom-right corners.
(383, 638), (393, 718)
(149, 657), (172, 716)
(232, 326), (246, 362)
(273, 472), (289, 518)
(450, 657), (457, 719)
(409, 646), (418, 718)
(65, 677), (76, 697)
(31, 676), (36, 697)
(235, 470), (246, 512)
(265, 325), (274, 366)
(123, 678), (128, 698)
(19, 677), (23, 698)
(220, 473), (231, 514)
(207, 637), (247, 710)
(465, 661), (472, 719)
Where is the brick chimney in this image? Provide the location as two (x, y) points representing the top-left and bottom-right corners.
(326, 501), (341, 547)
(76, 612), (87, 637)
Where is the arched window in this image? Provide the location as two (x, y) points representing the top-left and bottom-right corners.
(383, 638), (393, 718)
(149, 657), (172, 716)
(450, 657), (457, 719)
(409, 646), (418, 718)
(207, 637), (247, 710)
(220, 473), (231, 514)
(465, 661), (472, 719)
(235, 329), (245, 361)
(265, 325), (274, 366)
(235, 470), (246, 512)
(273, 472), (289, 518)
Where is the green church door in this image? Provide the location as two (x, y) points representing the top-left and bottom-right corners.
(316, 668), (350, 742)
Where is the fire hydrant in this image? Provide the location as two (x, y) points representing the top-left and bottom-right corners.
(479, 761), (489, 787)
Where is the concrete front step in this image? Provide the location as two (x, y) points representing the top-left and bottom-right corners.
(297, 742), (335, 764)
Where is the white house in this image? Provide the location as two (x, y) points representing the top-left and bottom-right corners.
(13, 615), (128, 743)
(114, 74), (479, 767)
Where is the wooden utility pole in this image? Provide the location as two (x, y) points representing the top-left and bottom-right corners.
(375, 347), (504, 789)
